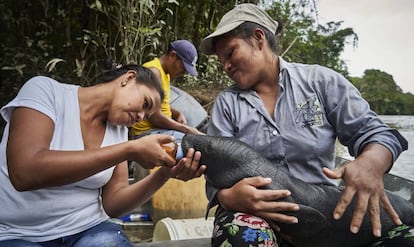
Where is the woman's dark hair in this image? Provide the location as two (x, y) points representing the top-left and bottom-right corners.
(99, 59), (164, 101)
(214, 20), (283, 53)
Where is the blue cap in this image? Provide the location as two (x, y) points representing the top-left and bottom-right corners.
(170, 40), (198, 77)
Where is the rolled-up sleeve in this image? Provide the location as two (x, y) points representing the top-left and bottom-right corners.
(316, 66), (408, 164)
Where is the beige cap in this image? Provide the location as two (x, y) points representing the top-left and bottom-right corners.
(200, 3), (278, 55)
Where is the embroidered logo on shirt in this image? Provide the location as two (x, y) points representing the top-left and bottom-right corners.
(295, 96), (323, 127)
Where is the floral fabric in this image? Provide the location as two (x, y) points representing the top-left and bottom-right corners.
(211, 207), (294, 247)
(212, 207), (414, 247)
(369, 224), (414, 247)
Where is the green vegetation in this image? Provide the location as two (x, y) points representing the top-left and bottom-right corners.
(350, 70), (414, 115)
(1, 0), (413, 133)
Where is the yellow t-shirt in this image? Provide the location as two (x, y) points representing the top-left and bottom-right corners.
(130, 58), (172, 136)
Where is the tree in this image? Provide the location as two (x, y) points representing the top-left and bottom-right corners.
(1, 0), (413, 136)
(266, 0), (358, 75)
(350, 69), (410, 114)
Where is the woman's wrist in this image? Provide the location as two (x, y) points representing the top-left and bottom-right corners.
(217, 188), (231, 210)
(359, 143), (393, 173)
(155, 167), (173, 182)
(178, 124), (190, 134)
(124, 140), (141, 161)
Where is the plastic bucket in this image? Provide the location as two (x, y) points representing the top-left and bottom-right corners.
(153, 217), (214, 241)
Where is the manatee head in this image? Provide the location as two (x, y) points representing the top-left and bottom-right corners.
(181, 134), (270, 188)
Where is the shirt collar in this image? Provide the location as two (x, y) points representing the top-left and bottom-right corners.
(278, 56), (291, 92)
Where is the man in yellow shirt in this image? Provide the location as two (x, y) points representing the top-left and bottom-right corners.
(128, 41), (206, 219)
(130, 40), (203, 141)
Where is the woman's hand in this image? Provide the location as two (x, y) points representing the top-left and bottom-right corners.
(217, 176), (299, 224)
(184, 126), (205, 135)
(172, 109), (187, 125)
(323, 143), (402, 237)
(129, 134), (176, 169)
(159, 148), (206, 181)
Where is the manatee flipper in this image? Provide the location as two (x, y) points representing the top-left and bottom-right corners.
(278, 204), (328, 239)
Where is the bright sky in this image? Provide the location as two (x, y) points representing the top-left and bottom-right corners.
(317, 0), (414, 94)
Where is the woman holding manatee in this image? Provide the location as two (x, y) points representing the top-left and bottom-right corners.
(200, 3), (412, 247)
(0, 64), (205, 246)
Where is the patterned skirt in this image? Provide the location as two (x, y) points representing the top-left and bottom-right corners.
(211, 207), (414, 247)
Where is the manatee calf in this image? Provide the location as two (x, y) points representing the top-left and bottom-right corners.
(180, 134), (414, 247)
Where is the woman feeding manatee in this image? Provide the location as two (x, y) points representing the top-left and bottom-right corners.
(199, 3), (412, 247)
(0, 64), (205, 246)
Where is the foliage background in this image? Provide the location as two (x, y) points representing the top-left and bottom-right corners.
(1, 0), (413, 133)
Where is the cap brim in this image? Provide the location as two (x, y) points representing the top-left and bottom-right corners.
(183, 62), (198, 77)
(200, 21), (244, 55)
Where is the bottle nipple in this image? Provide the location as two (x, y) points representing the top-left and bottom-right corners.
(162, 142), (178, 159)
(161, 142), (184, 160)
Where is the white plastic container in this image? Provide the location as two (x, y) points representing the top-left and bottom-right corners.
(153, 217), (214, 241)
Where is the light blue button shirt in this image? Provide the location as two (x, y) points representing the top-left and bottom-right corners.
(206, 57), (407, 211)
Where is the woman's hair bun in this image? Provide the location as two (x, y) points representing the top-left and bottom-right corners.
(102, 57), (122, 72)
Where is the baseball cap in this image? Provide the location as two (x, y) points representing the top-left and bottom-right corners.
(170, 40), (198, 76)
(200, 3), (278, 55)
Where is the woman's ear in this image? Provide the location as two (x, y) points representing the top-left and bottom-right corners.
(168, 50), (178, 61)
(125, 70), (137, 81)
(253, 28), (265, 49)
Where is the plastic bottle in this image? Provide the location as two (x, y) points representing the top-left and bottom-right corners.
(119, 213), (151, 222)
(175, 143), (183, 160)
(162, 142), (177, 159)
(162, 142), (184, 160)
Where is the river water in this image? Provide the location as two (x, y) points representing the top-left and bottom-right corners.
(336, 115), (414, 181)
